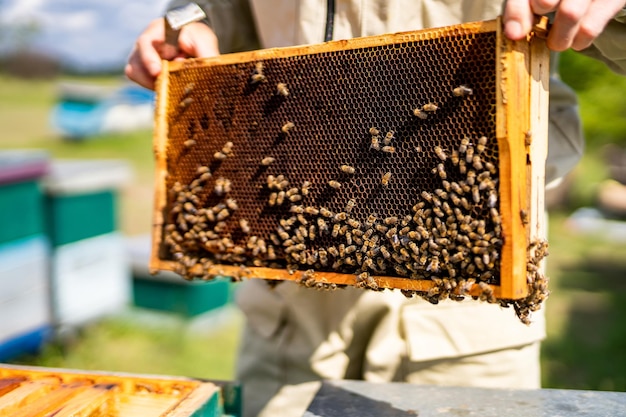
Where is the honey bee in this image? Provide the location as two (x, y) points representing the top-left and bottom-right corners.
(520, 209), (529, 225)
(309, 224), (317, 240)
(421, 190), (433, 203)
(485, 161), (497, 175)
(453, 85), (473, 97)
(318, 248), (328, 265)
(450, 252), (465, 263)
(426, 257), (440, 273)
(472, 186), (480, 204)
(332, 223), (341, 237)
(179, 97), (193, 109)
(216, 208), (230, 221)
(328, 180), (341, 189)
(222, 141), (233, 154)
(382, 146), (395, 153)
(334, 212), (347, 222)
(320, 207), (333, 218)
(251, 62), (266, 84)
(345, 199), (356, 213)
(297, 214), (308, 225)
(476, 136), (488, 153)
(370, 136), (381, 150)
(239, 218), (251, 234)
(465, 147), (475, 163)
(268, 192), (278, 206)
(214, 151), (227, 160)
(290, 205), (304, 214)
(277, 190), (286, 205)
(341, 165), (355, 174)
(459, 137), (470, 154)
(524, 130), (532, 146)
(289, 194), (302, 202)
(369, 127), (380, 136)
(214, 177), (231, 196)
(347, 218), (360, 228)
(458, 159), (467, 174)
(281, 122), (295, 133)
(381, 172), (392, 186)
(383, 131), (395, 145)
(432, 207), (444, 218)
(305, 206), (319, 215)
(422, 102), (438, 112)
(434, 146), (447, 161)
(184, 139), (196, 147)
(276, 82), (289, 96)
(301, 181), (312, 195)
(478, 281), (495, 302)
(328, 246), (339, 257)
(434, 188), (448, 200)
(226, 198), (238, 211)
(317, 218), (329, 233)
(384, 216), (398, 225)
(183, 82), (195, 95)
(375, 223), (389, 233)
(472, 155), (483, 171)
(450, 150), (460, 166)
(261, 157), (275, 166)
(413, 108), (428, 119)
(436, 163), (447, 179)
(487, 190), (498, 208)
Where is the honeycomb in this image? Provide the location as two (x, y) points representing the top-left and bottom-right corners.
(152, 18), (550, 323)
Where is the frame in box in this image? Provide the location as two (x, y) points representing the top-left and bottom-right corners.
(150, 17), (550, 305)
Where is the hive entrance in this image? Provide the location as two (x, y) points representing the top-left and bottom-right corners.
(152, 18), (550, 322)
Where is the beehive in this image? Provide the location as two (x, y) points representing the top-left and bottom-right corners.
(151, 17), (550, 322)
(0, 364), (222, 416)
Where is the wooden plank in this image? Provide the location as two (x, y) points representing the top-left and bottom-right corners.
(528, 19), (550, 254)
(495, 16), (530, 299)
(151, 61), (173, 275)
(163, 382), (221, 417)
(117, 392), (183, 416)
(48, 383), (117, 417)
(0, 377), (60, 415)
(0, 377), (26, 396)
(6, 381), (88, 417)
(153, 261), (501, 297)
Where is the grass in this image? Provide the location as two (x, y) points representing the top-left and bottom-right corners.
(13, 308), (243, 381)
(2, 64), (626, 392)
(542, 210), (626, 391)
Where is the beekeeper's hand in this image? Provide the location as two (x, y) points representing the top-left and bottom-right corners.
(125, 18), (219, 90)
(503, 0), (626, 51)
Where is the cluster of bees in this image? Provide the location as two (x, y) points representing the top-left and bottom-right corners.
(163, 64), (548, 323)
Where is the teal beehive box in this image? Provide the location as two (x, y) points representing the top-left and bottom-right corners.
(43, 160), (131, 246)
(126, 235), (233, 317)
(0, 150), (49, 244)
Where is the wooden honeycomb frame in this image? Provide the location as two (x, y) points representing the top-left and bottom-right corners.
(151, 17), (550, 301)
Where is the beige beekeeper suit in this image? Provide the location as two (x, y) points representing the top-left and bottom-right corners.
(165, 1), (626, 416)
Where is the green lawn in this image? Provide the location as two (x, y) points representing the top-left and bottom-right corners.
(2, 62), (626, 391)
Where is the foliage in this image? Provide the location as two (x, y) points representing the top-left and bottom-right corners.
(558, 50), (626, 148)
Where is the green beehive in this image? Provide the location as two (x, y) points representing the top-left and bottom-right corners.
(0, 150), (49, 245)
(43, 160), (131, 246)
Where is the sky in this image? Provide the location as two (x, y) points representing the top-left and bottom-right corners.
(0, 0), (170, 70)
